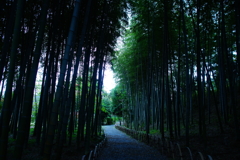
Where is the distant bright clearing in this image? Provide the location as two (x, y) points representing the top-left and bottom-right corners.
(103, 68), (116, 93)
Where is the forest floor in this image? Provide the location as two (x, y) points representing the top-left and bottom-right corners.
(176, 121), (240, 160)
(7, 132), (104, 160)
(119, 121), (240, 160)
(145, 112), (240, 160)
(183, 109), (240, 160)
(6, 120), (240, 159)
(8, 125), (167, 160)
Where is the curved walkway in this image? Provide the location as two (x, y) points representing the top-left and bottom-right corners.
(97, 125), (167, 160)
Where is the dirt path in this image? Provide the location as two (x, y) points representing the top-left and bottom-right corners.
(97, 125), (167, 160)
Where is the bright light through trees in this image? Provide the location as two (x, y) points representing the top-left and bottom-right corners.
(103, 67), (116, 93)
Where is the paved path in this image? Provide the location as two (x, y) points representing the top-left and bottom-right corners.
(97, 125), (167, 160)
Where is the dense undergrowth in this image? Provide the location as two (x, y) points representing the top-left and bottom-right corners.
(117, 106), (240, 160)
(6, 129), (105, 160)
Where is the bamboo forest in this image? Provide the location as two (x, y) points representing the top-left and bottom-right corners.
(0, 0), (239, 159)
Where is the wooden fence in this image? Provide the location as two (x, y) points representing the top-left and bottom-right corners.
(115, 125), (213, 160)
(81, 132), (107, 160)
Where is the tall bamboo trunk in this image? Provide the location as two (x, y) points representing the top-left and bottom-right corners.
(43, 1), (82, 159)
(0, 0), (25, 159)
(13, 0), (49, 158)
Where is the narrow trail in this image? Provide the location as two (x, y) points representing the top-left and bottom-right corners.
(97, 125), (167, 160)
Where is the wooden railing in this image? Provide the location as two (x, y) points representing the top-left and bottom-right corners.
(115, 125), (213, 160)
(81, 132), (107, 160)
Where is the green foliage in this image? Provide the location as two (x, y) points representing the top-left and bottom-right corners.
(0, 98), (3, 110)
(7, 138), (16, 155)
(101, 91), (112, 124)
(149, 129), (161, 135)
(112, 0), (240, 150)
(106, 117), (114, 125)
